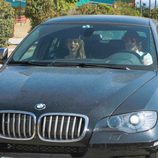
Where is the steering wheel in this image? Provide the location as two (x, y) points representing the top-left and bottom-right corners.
(105, 51), (142, 65)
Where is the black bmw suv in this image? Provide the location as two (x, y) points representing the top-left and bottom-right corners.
(0, 15), (158, 158)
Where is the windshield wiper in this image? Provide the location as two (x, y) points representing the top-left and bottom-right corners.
(49, 59), (130, 70)
(9, 60), (130, 70)
(9, 61), (48, 66)
(95, 64), (131, 70)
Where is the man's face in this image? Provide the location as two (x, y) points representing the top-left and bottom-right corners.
(124, 37), (138, 52)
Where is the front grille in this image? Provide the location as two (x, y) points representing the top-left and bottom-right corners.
(38, 113), (89, 142)
(0, 111), (36, 140)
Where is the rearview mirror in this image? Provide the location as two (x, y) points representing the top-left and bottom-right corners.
(0, 48), (8, 64)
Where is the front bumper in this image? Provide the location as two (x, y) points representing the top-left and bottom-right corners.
(0, 142), (157, 158)
(1, 126), (158, 158)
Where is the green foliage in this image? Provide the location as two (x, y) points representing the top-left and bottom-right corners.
(25, 0), (76, 29)
(53, 0), (76, 16)
(116, 0), (134, 2)
(110, 1), (140, 16)
(150, 9), (158, 20)
(0, 0), (15, 47)
(25, 0), (142, 29)
(141, 9), (150, 18)
(76, 3), (112, 14)
(15, 7), (26, 17)
(139, 8), (158, 19)
(25, 0), (55, 29)
(76, 2), (140, 16)
(66, 0), (78, 3)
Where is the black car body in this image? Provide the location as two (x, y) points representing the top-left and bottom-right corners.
(0, 15), (158, 158)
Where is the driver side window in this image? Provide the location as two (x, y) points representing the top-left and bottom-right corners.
(20, 41), (38, 60)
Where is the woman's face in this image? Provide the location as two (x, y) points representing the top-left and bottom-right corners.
(67, 39), (80, 53)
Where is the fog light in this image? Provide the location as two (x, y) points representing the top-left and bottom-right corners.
(108, 116), (121, 128)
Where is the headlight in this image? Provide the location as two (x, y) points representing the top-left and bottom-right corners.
(95, 111), (157, 133)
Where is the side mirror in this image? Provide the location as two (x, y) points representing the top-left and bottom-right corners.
(0, 48), (8, 64)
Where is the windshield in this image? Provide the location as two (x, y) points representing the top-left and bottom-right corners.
(10, 23), (157, 70)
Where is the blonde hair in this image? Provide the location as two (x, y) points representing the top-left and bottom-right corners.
(78, 39), (86, 59)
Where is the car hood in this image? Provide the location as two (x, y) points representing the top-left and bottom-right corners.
(0, 66), (155, 120)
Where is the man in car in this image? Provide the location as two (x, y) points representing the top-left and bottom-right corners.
(122, 31), (153, 65)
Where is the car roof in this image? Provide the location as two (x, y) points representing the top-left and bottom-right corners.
(44, 15), (151, 26)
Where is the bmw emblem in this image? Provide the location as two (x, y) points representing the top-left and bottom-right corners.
(35, 103), (46, 110)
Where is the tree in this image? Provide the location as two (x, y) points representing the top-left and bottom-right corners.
(111, 1), (140, 16)
(66, 0), (78, 2)
(76, 2), (140, 16)
(25, 0), (76, 29)
(53, 0), (75, 16)
(150, 8), (158, 20)
(76, 3), (112, 15)
(0, 0), (15, 47)
(25, 0), (55, 29)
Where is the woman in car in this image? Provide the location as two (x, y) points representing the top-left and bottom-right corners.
(65, 38), (86, 59)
